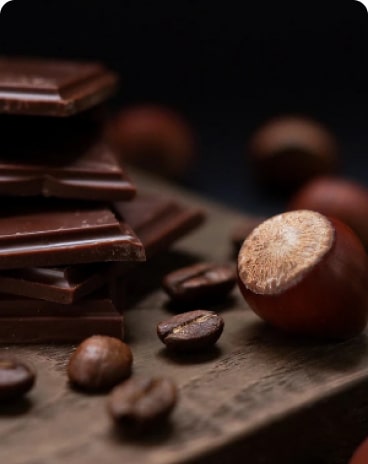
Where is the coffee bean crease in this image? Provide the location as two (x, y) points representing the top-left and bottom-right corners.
(157, 310), (224, 351)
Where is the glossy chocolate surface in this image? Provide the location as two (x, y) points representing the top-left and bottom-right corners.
(114, 193), (205, 257)
(0, 194), (203, 301)
(0, 199), (145, 270)
(0, 57), (118, 116)
(0, 117), (136, 200)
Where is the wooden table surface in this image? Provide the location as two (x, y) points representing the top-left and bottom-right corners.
(0, 170), (367, 464)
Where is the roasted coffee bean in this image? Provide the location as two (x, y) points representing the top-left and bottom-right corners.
(68, 335), (133, 391)
(107, 376), (178, 430)
(162, 262), (236, 303)
(157, 309), (224, 351)
(0, 357), (35, 401)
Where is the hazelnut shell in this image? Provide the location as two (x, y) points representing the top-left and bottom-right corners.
(248, 116), (339, 190)
(238, 213), (368, 339)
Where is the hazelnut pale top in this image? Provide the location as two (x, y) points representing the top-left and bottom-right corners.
(238, 210), (335, 295)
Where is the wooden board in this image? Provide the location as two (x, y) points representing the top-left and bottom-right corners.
(0, 169), (367, 464)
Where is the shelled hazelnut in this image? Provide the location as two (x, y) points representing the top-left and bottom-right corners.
(237, 210), (368, 339)
(247, 116), (339, 191)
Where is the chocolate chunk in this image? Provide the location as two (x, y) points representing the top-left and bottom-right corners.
(0, 292), (124, 344)
(0, 199), (145, 270)
(0, 194), (203, 302)
(114, 193), (205, 258)
(12, 142), (134, 200)
(0, 264), (110, 304)
(0, 57), (118, 116)
(0, 140), (136, 201)
(0, 110), (104, 156)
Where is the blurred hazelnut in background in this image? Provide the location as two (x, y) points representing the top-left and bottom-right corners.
(288, 176), (368, 249)
(247, 115), (340, 192)
(105, 105), (195, 180)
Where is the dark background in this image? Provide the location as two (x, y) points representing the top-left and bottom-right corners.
(1, 0), (368, 215)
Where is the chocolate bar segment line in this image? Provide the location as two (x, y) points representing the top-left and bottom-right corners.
(0, 194), (203, 302)
(0, 143), (136, 201)
(0, 57), (118, 116)
(0, 204), (145, 270)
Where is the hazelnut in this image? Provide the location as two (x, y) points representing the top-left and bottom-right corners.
(231, 216), (266, 255)
(237, 210), (368, 339)
(105, 105), (195, 179)
(247, 115), (339, 191)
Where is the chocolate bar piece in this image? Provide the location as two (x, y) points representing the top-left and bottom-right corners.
(0, 194), (203, 302)
(0, 57), (118, 116)
(0, 264), (109, 304)
(114, 193), (205, 258)
(0, 141), (136, 201)
(0, 199), (145, 270)
(0, 293), (124, 344)
(0, 110), (103, 153)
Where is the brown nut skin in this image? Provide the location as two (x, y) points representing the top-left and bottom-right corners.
(289, 176), (368, 249)
(67, 335), (133, 391)
(238, 216), (368, 339)
(349, 437), (368, 464)
(105, 105), (195, 179)
(0, 358), (35, 401)
(247, 116), (339, 191)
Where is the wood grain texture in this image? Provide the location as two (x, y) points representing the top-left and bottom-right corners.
(0, 169), (367, 464)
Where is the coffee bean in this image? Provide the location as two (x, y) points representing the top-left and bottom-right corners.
(162, 262), (236, 303)
(107, 376), (177, 430)
(157, 309), (224, 351)
(0, 358), (35, 401)
(68, 335), (133, 391)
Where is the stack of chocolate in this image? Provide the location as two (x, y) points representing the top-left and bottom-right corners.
(0, 57), (205, 343)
